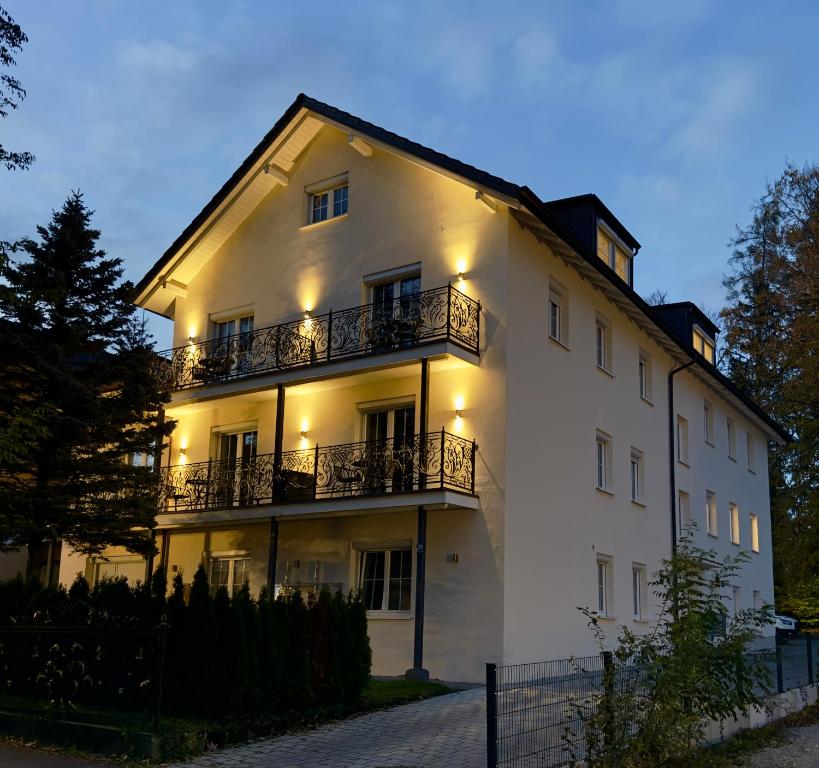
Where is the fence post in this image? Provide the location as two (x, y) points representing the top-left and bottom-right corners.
(776, 645), (784, 693)
(485, 662), (498, 768)
(313, 444), (319, 498)
(808, 636), (815, 686)
(440, 428), (446, 488)
(601, 651), (615, 754)
(153, 619), (169, 733)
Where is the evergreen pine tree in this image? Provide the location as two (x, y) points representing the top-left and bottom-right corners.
(0, 192), (172, 557)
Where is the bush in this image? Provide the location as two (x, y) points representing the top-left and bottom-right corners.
(0, 569), (371, 721)
(566, 528), (774, 768)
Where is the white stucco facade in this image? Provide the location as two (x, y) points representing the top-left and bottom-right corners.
(59, 95), (782, 683)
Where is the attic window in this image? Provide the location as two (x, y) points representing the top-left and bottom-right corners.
(596, 225), (632, 285)
(692, 326), (715, 364)
(306, 175), (349, 225)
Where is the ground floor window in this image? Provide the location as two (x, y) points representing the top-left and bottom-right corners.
(208, 554), (250, 597)
(95, 557), (146, 585)
(359, 548), (412, 612)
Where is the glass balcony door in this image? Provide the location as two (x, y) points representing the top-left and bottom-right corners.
(363, 405), (415, 493)
(209, 315), (254, 379)
(214, 429), (258, 507)
(369, 275), (421, 350)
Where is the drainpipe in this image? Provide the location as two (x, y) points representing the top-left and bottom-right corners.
(668, 359), (695, 553)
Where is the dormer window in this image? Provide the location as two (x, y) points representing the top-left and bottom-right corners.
(692, 326), (715, 363)
(596, 226), (632, 285)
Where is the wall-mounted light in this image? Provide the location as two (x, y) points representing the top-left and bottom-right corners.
(456, 259), (468, 284)
(304, 308), (313, 319)
(187, 335), (196, 344)
(454, 394), (465, 419)
(300, 419), (309, 440)
(178, 446), (187, 465)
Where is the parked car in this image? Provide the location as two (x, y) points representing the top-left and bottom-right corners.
(775, 614), (799, 637)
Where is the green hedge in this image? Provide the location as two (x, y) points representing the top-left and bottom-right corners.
(0, 568), (371, 720)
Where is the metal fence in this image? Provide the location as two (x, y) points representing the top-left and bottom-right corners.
(0, 624), (167, 733)
(486, 635), (818, 768)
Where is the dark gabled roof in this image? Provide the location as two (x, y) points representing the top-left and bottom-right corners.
(543, 193), (641, 252)
(136, 93), (790, 444)
(134, 93), (521, 300)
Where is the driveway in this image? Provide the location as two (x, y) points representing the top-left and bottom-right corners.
(170, 687), (486, 768)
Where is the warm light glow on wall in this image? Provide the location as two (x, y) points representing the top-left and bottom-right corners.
(300, 418), (310, 444)
(456, 258), (468, 283)
(187, 325), (198, 344)
(454, 395), (465, 432)
(178, 438), (188, 465)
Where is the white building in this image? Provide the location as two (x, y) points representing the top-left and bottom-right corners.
(50, 94), (786, 682)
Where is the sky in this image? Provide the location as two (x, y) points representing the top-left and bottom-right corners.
(2, 1), (818, 350)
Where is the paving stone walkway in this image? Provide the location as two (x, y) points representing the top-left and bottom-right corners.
(170, 687), (486, 768)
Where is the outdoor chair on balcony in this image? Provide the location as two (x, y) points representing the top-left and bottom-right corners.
(331, 463), (363, 496)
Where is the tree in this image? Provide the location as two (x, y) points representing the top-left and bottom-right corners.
(566, 530), (773, 768)
(0, 4), (33, 170)
(0, 192), (172, 556)
(720, 164), (819, 618)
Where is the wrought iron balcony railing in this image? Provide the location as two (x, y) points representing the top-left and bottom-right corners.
(154, 284), (480, 392)
(158, 430), (476, 513)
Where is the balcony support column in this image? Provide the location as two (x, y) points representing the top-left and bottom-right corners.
(406, 504), (429, 681)
(266, 517), (279, 595)
(274, 383), (285, 466)
(418, 358), (429, 490)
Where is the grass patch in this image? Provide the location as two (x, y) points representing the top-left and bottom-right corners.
(362, 679), (455, 708)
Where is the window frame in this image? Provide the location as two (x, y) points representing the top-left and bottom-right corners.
(750, 514), (760, 553)
(358, 547), (413, 615)
(595, 431), (613, 493)
(692, 326), (715, 364)
(678, 489), (691, 533)
(729, 502), (741, 545)
(676, 415), (689, 465)
(596, 556), (613, 618)
(305, 175), (350, 226)
(706, 490), (718, 537)
(630, 448), (644, 505)
(596, 223), (633, 286)
(632, 564), (647, 621)
(638, 349), (653, 402)
(548, 278), (569, 347)
(703, 400), (714, 446)
(206, 551), (251, 598)
(595, 313), (612, 374)
(727, 418), (737, 461)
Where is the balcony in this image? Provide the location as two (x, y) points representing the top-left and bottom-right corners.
(154, 284), (480, 393)
(158, 430), (476, 513)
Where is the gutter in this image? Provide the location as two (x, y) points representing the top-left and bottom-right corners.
(669, 359), (696, 553)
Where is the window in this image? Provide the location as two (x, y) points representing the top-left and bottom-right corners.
(693, 327), (715, 363)
(678, 490), (691, 532)
(367, 272), (422, 349)
(548, 279), (568, 345)
(630, 449), (644, 504)
(596, 431), (613, 492)
(747, 432), (756, 473)
(596, 226), (633, 286)
(595, 314), (612, 373)
(753, 590), (763, 611)
(211, 314), (255, 375)
(727, 418), (736, 460)
(706, 491), (718, 536)
(128, 451), (155, 469)
(308, 180), (349, 224)
(597, 556), (612, 617)
(208, 555), (250, 598)
(632, 564), (646, 621)
(638, 350), (652, 401)
(733, 585), (742, 617)
(359, 548), (412, 612)
(750, 514), (760, 553)
(729, 502), (740, 545)
(703, 401), (714, 445)
(676, 415), (689, 465)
